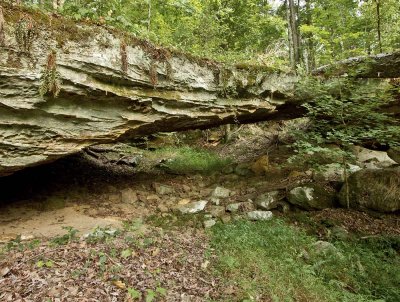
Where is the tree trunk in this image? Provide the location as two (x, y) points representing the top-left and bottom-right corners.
(304, 0), (315, 73)
(286, 0), (300, 70)
(375, 0), (382, 53)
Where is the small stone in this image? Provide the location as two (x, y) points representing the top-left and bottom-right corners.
(203, 219), (216, 228)
(157, 204), (169, 213)
(108, 193), (121, 203)
(226, 201), (254, 213)
(178, 198), (191, 205)
(153, 183), (174, 195)
(234, 163), (252, 176)
(182, 184), (191, 192)
(210, 197), (220, 205)
(222, 165), (235, 174)
(121, 188), (138, 204)
(255, 191), (280, 210)
(221, 215), (232, 224)
(20, 235), (35, 241)
(211, 186), (231, 199)
(312, 241), (342, 258)
(226, 203), (240, 212)
(147, 194), (160, 202)
(176, 200), (208, 214)
(247, 211), (273, 221)
(208, 205), (226, 218)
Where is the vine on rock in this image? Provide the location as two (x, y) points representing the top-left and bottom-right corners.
(15, 13), (37, 53)
(120, 40), (128, 73)
(39, 50), (61, 98)
(0, 6), (5, 46)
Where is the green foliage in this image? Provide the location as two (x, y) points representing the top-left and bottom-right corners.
(36, 259), (54, 268)
(155, 146), (231, 175)
(51, 226), (79, 246)
(211, 219), (400, 302)
(290, 77), (400, 167)
(15, 13), (37, 52)
(39, 50), (62, 98)
(128, 288), (142, 300)
(16, 0), (400, 67)
(85, 227), (119, 244)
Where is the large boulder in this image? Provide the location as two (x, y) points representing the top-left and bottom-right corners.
(387, 147), (400, 164)
(313, 163), (361, 182)
(288, 184), (335, 210)
(352, 146), (397, 169)
(338, 168), (400, 212)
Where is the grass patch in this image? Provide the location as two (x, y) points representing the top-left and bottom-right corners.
(154, 146), (231, 175)
(210, 219), (400, 302)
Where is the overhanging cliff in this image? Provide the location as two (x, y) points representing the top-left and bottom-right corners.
(0, 6), (300, 176)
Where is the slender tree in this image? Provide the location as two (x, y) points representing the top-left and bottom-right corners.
(304, 0), (315, 72)
(374, 0), (382, 53)
(286, 0), (300, 70)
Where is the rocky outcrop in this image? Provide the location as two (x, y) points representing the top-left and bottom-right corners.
(287, 185), (336, 210)
(314, 51), (400, 78)
(387, 147), (400, 164)
(0, 7), (300, 177)
(338, 168), (400, 212)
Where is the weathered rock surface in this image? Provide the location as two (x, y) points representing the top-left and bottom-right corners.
(338, 168), (400, 212)
(0, 8), (300, 176)
(288, 185), (335, 210)
(313, 163), (361, 182)
(387, 147), (400, 164)
(175, 200), (208, 214)
(255, 191), (281, 210)
(352, 146), (397, 169)
(314, 51), (400, 78)
(247, 210), (273, 221)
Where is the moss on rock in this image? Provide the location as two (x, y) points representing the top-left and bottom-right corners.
(339, 168), (400, 212)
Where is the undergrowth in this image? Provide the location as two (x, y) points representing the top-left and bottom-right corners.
(210, 219), (400, 302)
(154, 146), (231, 175)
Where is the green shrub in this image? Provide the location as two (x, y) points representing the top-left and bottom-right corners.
(156, 146), (231, 175)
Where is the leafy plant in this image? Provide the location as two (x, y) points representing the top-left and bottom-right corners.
(51, 226), (78, 246)
(289, 76), (400, 169)
(39, 49), (62, 98)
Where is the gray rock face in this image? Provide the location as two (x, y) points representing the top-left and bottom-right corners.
(255, 191), (281, 210)
(288, 185), (335, 210)
(0, 12), (299, 177)
(203, 219), (217, 228)
(247, 211), (273, 221)
(313, 163), (361, 182)
(176, 200), (208, 214)
(338, 168), (400, 212)
(226, 201), (254, 213)
(153, 183), (174, 195)
(208, 206), (226, 218)
(211, 187), (231, 199)
(352, 146), (397, 169)
(121, 188), (138, 204)
(387, 147), (400, 164)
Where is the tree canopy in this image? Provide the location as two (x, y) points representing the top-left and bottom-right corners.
(14, 0), (399, 67)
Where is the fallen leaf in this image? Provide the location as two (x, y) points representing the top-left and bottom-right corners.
(0, 266), (10, 277)
(112, 280), (126, 289)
